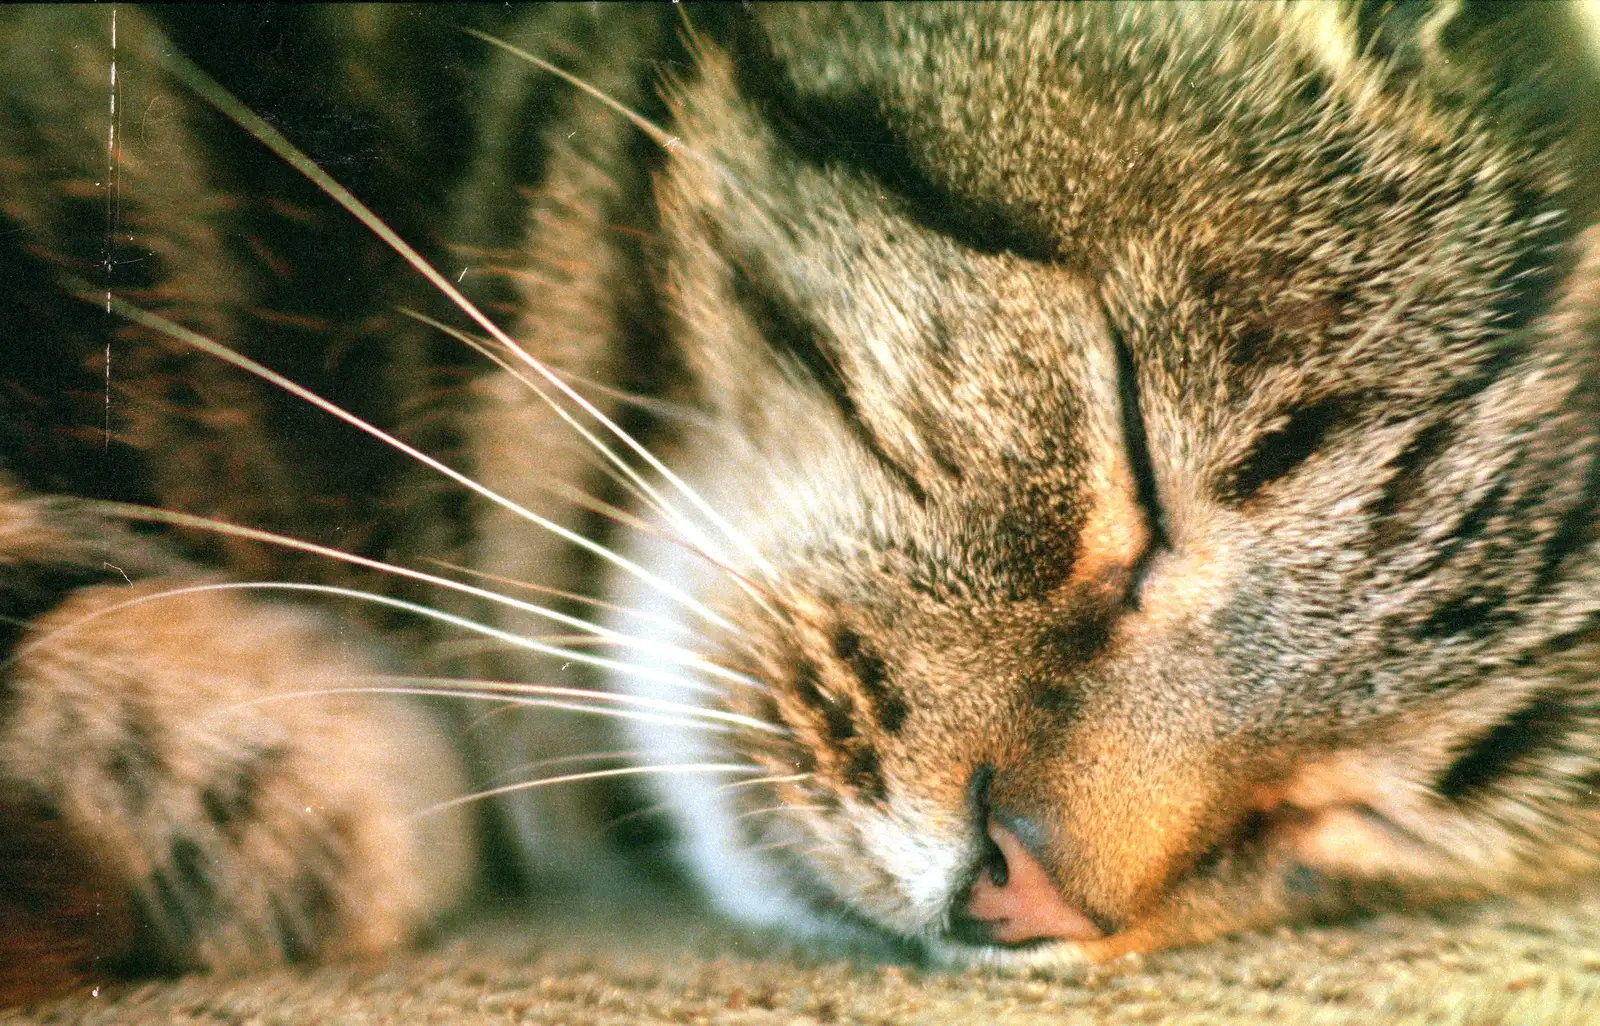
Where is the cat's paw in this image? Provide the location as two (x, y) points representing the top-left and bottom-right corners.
(0, 579), (474, 1000)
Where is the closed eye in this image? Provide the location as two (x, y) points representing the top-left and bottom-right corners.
(1111, 323), (1167, 608)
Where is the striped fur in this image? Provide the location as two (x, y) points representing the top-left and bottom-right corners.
(0, 0), (1597, 999)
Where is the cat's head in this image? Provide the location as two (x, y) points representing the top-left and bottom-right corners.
(635, 2), (1600, 958)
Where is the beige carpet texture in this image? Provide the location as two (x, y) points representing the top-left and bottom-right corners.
(9, 882), (1600, 1026)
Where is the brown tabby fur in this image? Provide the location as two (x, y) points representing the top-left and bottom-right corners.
(0, 0), (1597, 1003)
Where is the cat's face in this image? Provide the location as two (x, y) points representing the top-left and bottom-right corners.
(638, 4), (1600, 956)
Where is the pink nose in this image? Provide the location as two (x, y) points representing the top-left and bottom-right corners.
(966, 815), (1105, 943)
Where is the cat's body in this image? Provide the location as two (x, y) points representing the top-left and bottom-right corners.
(2, 0), (1599, 1003)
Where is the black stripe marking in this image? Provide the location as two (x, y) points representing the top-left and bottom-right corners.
(274, 865), (339, 964)
(1031, 684), (1079, 720)
(1436, 693), (1571, 801)
(1407, 477), (1511, 582)
(1412, 594), (1504, 643)
(1367, 418), (1457, 557)
(1511, 612), (1600, 669)
(843, 746), (887, 803)
(724, 257), (930, 506)
(1040, 615), (1114, 667)
(1111, 324), (1166, 609)
(792, 657), (855, 744)
(200, 743), (288, 840)
(724, 15), (1056, 262)
(1352, 0), (1435, 79)
(1224, 397), (1358, 503)
(104, 709), (160, 815)
(832, 627), (907, 734)
(1531, 441), (1600, 596)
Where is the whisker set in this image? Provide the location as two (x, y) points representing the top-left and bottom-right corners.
(49, 21), (811, 843)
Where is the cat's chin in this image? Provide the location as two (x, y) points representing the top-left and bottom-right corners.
(920, 934), (1096, 975)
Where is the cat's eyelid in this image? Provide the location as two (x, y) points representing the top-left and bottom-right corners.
(1110, 322), (1169, 598)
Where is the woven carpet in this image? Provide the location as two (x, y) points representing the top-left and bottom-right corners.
(8, 879), (1600, 1026)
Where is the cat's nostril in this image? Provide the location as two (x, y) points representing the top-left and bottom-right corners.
(980, 828), (1009, 887)
(966, 811), (1105, 944)
(964, 767), (1102, 941)
(967, 763), (1009, 886)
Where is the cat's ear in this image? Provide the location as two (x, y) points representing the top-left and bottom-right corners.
(1334, 0), (1600, 224)
(1349, 0), (1600, 129)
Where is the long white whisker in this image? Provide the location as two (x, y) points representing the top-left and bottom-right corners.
(398, 307), (728, 563)
(153, 43), (779, 589)
(540, 362), (715, 429)
(84, 501), (761, 690)
(420, 557), (696, 640)
(482, 750), (644, 786)
(411, 762), (767, 820)
(73, 292), (732, 634)
(747, 838), (809, 856)
(465, 28), (682, 150)
(9, 580), (738, 698)
(714, 772), (814, 795)
(444, 34), (780, 585)
(536, 475), (677, 550)
(456, 634), (630, 648)
(734, 804), (827, 823)
(212, 684), (733, 735)
(401, 317), (790, 634)
(365, 675), (785, 735)
(400, 307), (789, 629)
(600, 777), (814, 837)
(443, 40), (801, 631)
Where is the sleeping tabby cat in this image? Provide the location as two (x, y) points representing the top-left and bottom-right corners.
(2, 0), (1598, 1002)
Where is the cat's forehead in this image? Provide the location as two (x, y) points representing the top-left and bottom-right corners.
(723, 4), (1568, 395)
(744, 4), (1319, 262)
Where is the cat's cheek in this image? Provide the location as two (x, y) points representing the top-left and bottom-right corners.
(1268, 806), (1445, 883)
